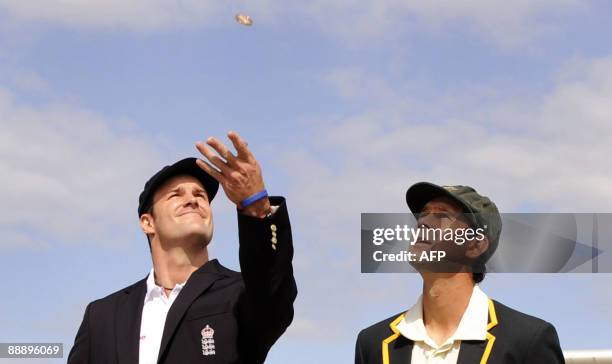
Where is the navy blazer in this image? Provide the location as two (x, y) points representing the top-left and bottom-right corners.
(68, 197), (296, 364)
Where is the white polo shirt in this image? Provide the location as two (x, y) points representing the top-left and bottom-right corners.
(138, 269), (187, 364)
(395, 285), (490, 364)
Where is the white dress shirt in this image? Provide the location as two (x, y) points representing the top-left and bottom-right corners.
(395, 285), (490, 364)
(139, 269), (187, 364)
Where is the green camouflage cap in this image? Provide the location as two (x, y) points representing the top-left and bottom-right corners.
(405, 182), (502, 262)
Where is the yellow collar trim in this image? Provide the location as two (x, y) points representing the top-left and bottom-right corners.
(382, 300), (499, 364)
(480, 299), (499, 364)
(381, 313), (405, 364)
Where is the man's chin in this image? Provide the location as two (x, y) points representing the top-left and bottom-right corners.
(166, 228), (213, 247)
(190, 231), (213, 246)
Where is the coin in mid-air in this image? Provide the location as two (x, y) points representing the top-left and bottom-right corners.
(235, 13), (253, 26)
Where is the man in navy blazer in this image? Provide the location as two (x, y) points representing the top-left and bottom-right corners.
(69, 132), (297, 363)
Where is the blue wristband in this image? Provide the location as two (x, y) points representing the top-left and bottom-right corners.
(240, 190), (268, 208)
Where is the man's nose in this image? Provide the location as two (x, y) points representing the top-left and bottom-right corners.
(185, 195), (199, 207)
(417, 214), (436, 229)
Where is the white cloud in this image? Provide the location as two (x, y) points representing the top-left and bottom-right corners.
(295, 56), (612, 216)
(0, 86), (167, 248)
(324, 67), (397, 104)
(0, 0), (586, 47)
(0, 0), (289, 32)
(291, 0), (585, 48)
(0, 0), (225, 32)
(5, 68), (49, 93)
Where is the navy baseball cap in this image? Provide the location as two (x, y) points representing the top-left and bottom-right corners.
(138, 157), (219, 216)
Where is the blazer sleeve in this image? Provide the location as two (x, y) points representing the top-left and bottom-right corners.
(67, 302), (92, 364)
(237, 196), (298, 362)
(355, 331), (366, 364)
(524, 321), (565, 364)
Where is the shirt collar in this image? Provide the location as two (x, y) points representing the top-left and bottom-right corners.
(396, 285), (489, 345)
(144, 268), (187, 302)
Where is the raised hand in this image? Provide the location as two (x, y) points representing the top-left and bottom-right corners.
(195, 131), (271, 218)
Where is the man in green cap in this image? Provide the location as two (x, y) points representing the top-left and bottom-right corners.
(355, 182), (565, 364)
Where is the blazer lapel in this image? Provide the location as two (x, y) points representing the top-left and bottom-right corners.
(457, 340), (487, 364)
(457, 299), (499, 364)
(115, 278), (147, 364)
(388, 336), (414, 364)
(156, 259), (227, 363)
(383, 313), (414, 364)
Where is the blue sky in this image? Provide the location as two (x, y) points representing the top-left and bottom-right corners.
(1, 1), (612, 362)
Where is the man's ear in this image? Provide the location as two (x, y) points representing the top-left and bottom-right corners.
(140, 213), (155, 236)
(466, 235), (489, 260)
